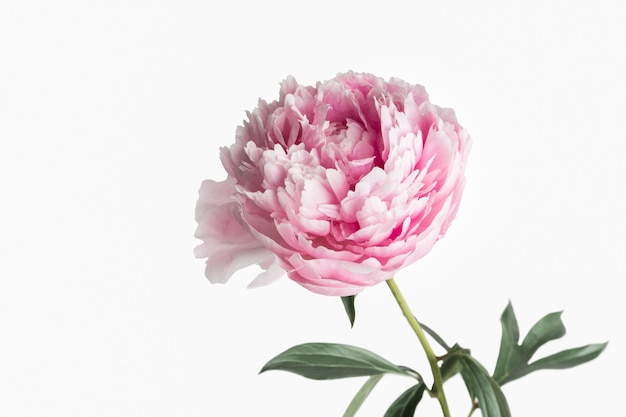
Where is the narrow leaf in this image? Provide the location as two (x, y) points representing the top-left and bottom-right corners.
(460, 355), (511, 417)
(398, 365), (421, 379)
(260, 343), (413, 380)
(383, 383), (426, 417)
(523, 342), (608, 375)
(343, 375), (384, 417)
(520, 311), (566, 359)
(419, 320), (452, 352)
(492, 302), (520, 383)
(341, 295), (356, 327)
(492, 303), (607, 386)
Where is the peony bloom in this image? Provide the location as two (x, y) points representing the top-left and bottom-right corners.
(195, 72), (471, 296)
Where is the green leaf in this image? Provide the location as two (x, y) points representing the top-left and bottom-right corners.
(440, 344), (468, 383)
(419, 320), (452, 352)
(459, 354), (511, 417)
(342, 375), (384, 417)
(492, 302), (520, 383)
(522, 342), (607, 376)
(260, 343), (413, 380)
(397, 365), (421, 380)
(520, 311), (566, 359)
(341, 295), (356, 327)
(383, 383), (426, 417)
(492, 302), (607, 386)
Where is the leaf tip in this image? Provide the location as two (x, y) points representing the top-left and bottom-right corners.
(341, 295), (357, 328)
(503, 300), (515, 315)
(259, 363), (270, 375)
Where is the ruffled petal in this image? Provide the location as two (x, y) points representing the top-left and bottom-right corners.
(194, 179), (284, 285)
(197, 72), (470, 296)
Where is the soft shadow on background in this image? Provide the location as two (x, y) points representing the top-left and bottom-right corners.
(1, 1), (624, 416)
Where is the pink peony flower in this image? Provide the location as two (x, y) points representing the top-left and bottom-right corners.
(195, 72), (471, 296)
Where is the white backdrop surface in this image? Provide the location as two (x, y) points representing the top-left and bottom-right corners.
(1, 1), (624, 416)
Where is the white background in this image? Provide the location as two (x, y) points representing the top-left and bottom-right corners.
(1, 1), (624, 416)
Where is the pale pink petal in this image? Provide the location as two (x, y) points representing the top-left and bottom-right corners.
(248, 260), (285, 288)
(194, 179), (283, 285)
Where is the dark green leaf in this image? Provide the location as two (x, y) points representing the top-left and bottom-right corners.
(520, 311), (566, 359)
(419, 321), (452, 352)
(383, 383), (426, 417)
(522, 342), (608, 376)
(341, 296), (356, 328)
(492, 302), (520, 383)
(440, 344), (468, 383)
(459, 355), (511, 417)
(260, 343), (413, 380)
(398, 365), (421, 379)
(342, 375), (383, 417)
(492, 302), (607, 386)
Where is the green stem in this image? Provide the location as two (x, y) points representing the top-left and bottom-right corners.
(386, 278), (451, 417)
